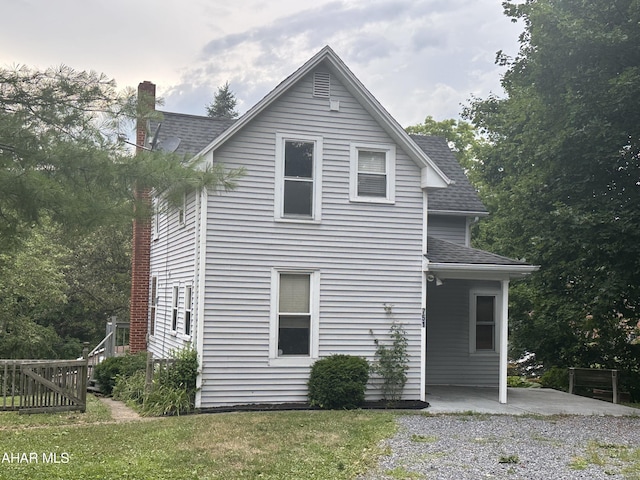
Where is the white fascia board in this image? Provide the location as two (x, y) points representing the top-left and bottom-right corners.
(426, 262), (539, 279)
(428, 209), (490, 217)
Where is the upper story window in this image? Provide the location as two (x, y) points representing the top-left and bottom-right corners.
(275, 133), (323, 222)
(350, 143), (396, 203)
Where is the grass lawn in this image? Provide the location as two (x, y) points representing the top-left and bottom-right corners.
(0, 395), (396, 480)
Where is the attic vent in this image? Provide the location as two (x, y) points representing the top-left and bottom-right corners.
(313, 72), (330, 98)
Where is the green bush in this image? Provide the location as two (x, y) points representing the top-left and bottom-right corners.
(371, 322), (409, 403)
(112, 370), (146, 405)
(540, 366), (569, 391)
(112, 347), (199, 416)
(308, 355), (369, 409)
(93, 352), (147, 395)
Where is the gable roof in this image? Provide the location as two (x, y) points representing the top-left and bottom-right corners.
(193, 46), (451, 190)
(410, 135), (487, 215)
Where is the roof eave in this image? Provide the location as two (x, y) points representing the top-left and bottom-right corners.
(428, 209), (490, 217)
(425, 262), (539, 280)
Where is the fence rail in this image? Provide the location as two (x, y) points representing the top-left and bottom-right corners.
(1, 358), (88, 414)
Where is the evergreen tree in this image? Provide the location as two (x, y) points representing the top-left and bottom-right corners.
(206, 82), (239, 118)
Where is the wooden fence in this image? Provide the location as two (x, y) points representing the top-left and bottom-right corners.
(0, 358), (88, 414)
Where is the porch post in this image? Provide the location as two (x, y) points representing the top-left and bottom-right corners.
(499, 279), (510, 404)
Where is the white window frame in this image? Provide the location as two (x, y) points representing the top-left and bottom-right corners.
(183, 284), (193, 338)
(149, 276), (158, 337)
(152, 198), (160, 240)
(171, 285), (179, 333)
(178, 192), (187, 227)
(349, 142), (396, 204)
(274, 133), (323, 223)
(269, 269), (320, 366)
(469, 289), (501, 354)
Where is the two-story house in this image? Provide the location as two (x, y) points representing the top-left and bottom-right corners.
(131, 46), (536, 409)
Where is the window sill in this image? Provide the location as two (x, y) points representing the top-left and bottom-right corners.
(470, 351), (499, 356)
(349, 197), (395, 205)
(274, 217), (321, 225)
(269, 357), (315, 367)
(177, 333), (192, 342)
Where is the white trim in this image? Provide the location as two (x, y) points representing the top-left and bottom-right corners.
(269, 268), (320, 367)
(149, 275), (158, 338)
(178, 192), (187, 228)
(170, 284), (179, 333)
(420, 190), (428, 402)
(499, 279), (510, 404)
(183, 283), (193, 338)
(349, 142), (396, 204)
(469, 288), (501, 355)
(194, 187), (209, 409)
(274, 132), (323, 223)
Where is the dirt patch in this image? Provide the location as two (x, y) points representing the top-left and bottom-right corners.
(98, 397), (148, 422)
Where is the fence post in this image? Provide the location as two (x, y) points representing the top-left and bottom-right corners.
(569, 368), (575, 395)
(105, 317), (116, 358)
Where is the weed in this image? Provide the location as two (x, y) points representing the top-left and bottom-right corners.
(499, 454), (520, 464)
(385, 466), (424, 479)
(410, 433), (438, 443)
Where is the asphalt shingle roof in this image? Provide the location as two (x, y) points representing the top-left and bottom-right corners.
(410, 135), (487, 215)
(426, 236), (529, 266)
(151, 112), (236, 157)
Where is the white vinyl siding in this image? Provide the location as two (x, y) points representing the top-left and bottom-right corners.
(198, 68), (424, 407)
(148, 191), (198, 358)
(349, 143), (396, 203)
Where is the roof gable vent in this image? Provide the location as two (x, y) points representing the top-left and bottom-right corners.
(313, 72), (330, 98)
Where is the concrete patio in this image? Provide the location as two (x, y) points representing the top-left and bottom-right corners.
(424, 386), (640, 416)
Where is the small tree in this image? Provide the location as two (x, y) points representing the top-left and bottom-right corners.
(371, 321), (409, 404)
(206, 82), (238, 119)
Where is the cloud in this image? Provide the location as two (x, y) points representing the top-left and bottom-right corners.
(160, 0), (521, 125)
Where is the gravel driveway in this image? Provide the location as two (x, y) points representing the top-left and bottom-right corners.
(358, 414), (640, 479)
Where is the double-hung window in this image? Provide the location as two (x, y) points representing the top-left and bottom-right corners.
(270, 270), (319, 364)
(350, 143), (395, 203)
(470, 290), (500, 353)
(171, 285), (179, 332)
(275, 133), (322, 221)
(149, 276), (158, 336)
(184, 285), (192, 337)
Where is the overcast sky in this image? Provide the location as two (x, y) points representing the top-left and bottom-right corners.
(1, 0), (523, 127)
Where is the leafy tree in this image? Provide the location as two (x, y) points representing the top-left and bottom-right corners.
(0, 64), (244, 357)
(465, 0), (640, 378)
(206, 82), (238, 119)
(0, 65), (243, 251)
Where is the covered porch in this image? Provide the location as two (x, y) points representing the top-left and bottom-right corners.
(424, 385), (639, 416)
(422, 236), (538, 404)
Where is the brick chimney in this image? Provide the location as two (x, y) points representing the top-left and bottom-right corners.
(129, 81), (155, 353)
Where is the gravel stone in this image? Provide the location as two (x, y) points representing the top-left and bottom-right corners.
(358, 414), (640, 479)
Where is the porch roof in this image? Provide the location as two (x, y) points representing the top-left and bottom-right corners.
(425, 236), (538, 278)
